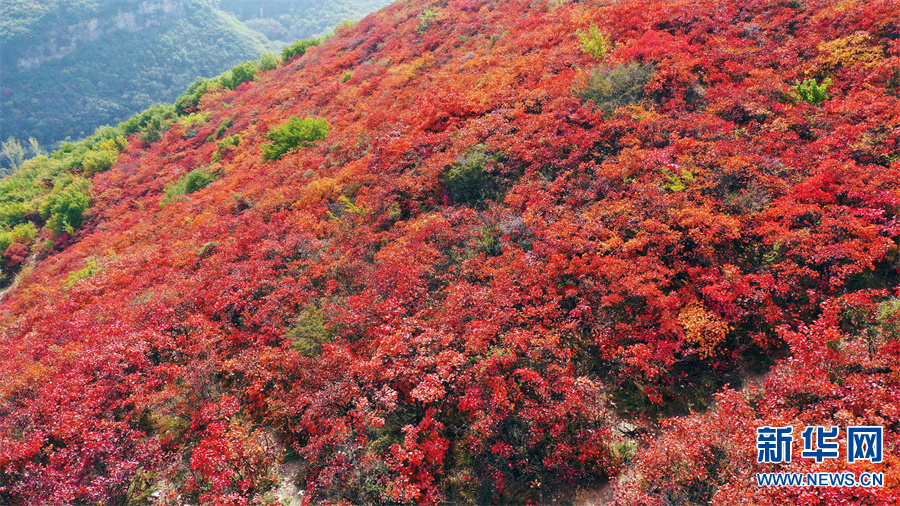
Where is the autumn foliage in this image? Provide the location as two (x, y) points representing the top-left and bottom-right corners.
(0, 0), (899, 503)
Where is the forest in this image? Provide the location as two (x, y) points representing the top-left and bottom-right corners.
(0, 0), (391, 165)
(0, 0), (898, 504)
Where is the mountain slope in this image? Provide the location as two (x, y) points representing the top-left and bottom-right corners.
(219, 0), (394, 47)
(0, 0), (391, 156)
(0, 0), (270, 149)
(0, 0), (899, 504)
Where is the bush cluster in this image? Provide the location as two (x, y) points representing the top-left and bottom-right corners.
(261, 116), (330, 161)
(579, 62), (656, 116)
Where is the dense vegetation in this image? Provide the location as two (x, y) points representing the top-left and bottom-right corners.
(0, 0), (269, 155)
(0, 0), (898, 504)
(0, 0), (390, 164)
(219, 0), (392, 47)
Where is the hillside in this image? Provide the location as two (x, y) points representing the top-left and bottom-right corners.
(0, 0), (391, 159)
(0, 0), (899, 504)
(219, 0), (395, 47)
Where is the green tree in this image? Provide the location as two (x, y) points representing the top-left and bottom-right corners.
(258, 52), (278, 71)
(28, 137), (45, 157)
(222, 61), (257, 89)
(1, 137), (26, 173)
(281, 36), (324, 62)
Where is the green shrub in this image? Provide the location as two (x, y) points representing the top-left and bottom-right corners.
(341, 71), (354, 83)
(119, 104), (176, 144)
(0, 232), (13, 254)
(472, 226), (502, 257)
(84, 125), (125, 150)
(336, 20), (357, 33)
(197, 241), (219, 257)
(178, 112), (209, 127)
(662, 168), (695, 192)
(286, 309), (336, 357)
(213, 134), (242, 161)
(876, 298), (900, 341)
(261, 116), (330, 161)
(0, 222), (37, 253)
(82, 148), (118, 176)
(282, 36), (324, 63)
(794, 77), (832, 105)
(579, 62), (656, 116)
(208, 117), (234, 143)
(120, 104), (176, 136)
(66, 259), (99, 287)
(175, 79), (211, 115)
(162, 168), (219, 205)
(327, 195), (365, 221)
(443, 145), (504, 207)
(44, 177), (92, 235)
(27, 137), (45, 158)
(416, 9), (437, 34)
(216, 134), (241, 151)
(1, 137), (26, 172)
(577, 24), (611, 59)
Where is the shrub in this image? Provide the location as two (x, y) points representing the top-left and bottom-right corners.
(81, 148), (118, 176)
(84, 126), (125, 150)
(215, 134), (241, 151)
(794, 77), (832, 104)
(176, 61), (259, 115)
(207, 117), (234, 143)
(213, 134), (241, 161)
(416, 9), (437, 34)
(44, 178), (92, 235)
(261, 116), (330, 162)
(27, 137), (45, 158)
(162, 168), (218, 205)
(286, 309), (335, 357)
(221, 61), (257, 89)
(120, 104), (176, 137)
(577, 24), (610, 59)
(66, 259), (99, 287)
(0, 222), (37, 254)
(282, 36), (323, 63)
(662, 168), (695, 192)
(118, 104), (176, 144)
(876, 298), (900, 341)
(1, 137), (26, 173)
(178, 112), (209, 127)
(443, 145), (504, 207)
(175, 79), (211, 115)
(579, 62), (656, 116)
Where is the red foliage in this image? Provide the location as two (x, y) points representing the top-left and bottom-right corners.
(1, 242), (29, 270)
(1, 0), (899, 503)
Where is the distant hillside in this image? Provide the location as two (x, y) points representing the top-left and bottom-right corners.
(0, 0), (390, 162)
(0, 0), (898, 504)
(219, 0), (394, 46)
